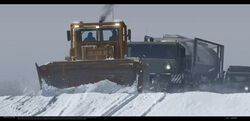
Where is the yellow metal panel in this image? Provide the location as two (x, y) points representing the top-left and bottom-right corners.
(69, 21), (127, 61)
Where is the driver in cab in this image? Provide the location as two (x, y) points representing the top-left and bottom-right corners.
(84, 32), (96, 42)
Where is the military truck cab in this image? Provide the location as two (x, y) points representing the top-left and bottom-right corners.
(224, 66), (250, 92)
(127, 36), (186, 91)
(127, 34), (225, 92)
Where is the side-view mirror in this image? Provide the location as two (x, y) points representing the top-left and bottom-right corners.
(150, 37), (154, 42)
(67, 30), (70, 41)
(144, 36), (149, 42)
(128, 29), (131, 40)
(144, 36), (147, 42)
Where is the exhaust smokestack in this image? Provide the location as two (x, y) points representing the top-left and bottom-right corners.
(99, 4), (114, 23)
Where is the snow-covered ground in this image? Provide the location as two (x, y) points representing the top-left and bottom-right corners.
(0, 80), (250, 116)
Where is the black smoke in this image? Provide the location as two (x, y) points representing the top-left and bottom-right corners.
(99, 4), (114, 23)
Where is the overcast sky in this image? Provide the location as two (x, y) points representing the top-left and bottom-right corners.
(1, 4), (250, 95)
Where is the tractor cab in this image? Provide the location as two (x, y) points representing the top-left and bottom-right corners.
(66, 21), (131, 61)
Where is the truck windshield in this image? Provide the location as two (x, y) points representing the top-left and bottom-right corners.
(128, 44), (177, 59)
(78, 28), (118, 42)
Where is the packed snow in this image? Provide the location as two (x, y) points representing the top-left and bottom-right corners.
(0, 80), (250, 116)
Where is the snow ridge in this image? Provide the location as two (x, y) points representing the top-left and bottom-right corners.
(1, 80), (250, 116)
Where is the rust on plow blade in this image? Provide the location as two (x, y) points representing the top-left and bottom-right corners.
(35, 59), (144, 91)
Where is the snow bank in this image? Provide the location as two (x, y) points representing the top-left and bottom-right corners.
(147, 92), (250, 116)
(1, 80), (250, 116)
(40, 79), (138, 96)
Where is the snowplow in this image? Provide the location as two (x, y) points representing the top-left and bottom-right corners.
(35, 21), (144, 92)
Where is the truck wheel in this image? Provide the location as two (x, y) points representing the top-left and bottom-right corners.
(143, 76), (162, 92)
(157, 75), (171, 92)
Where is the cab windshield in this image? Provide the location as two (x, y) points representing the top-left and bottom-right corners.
(128, 44), (177, 59)
(77, 28), (119, 42)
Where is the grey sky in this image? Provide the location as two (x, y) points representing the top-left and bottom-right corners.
(1, 4), (250, 95)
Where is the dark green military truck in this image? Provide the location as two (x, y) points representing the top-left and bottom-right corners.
(127, 34), (224, 92)
(128, 34), (250, 93)
(127, 41), (186, 91)
(224, 66), (250, 92)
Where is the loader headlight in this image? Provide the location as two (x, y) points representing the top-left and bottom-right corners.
(244, 86), (249, 91)
(74, 25), (79, 28)
(114, 23), (120, 26)
(165, 64), (171, 70)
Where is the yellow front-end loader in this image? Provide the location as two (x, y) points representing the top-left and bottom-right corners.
(35, 21), (144, 92)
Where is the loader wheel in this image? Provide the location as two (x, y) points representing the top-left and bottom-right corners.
(159, 82), (171, 92)
(137, 80), (143, 93)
